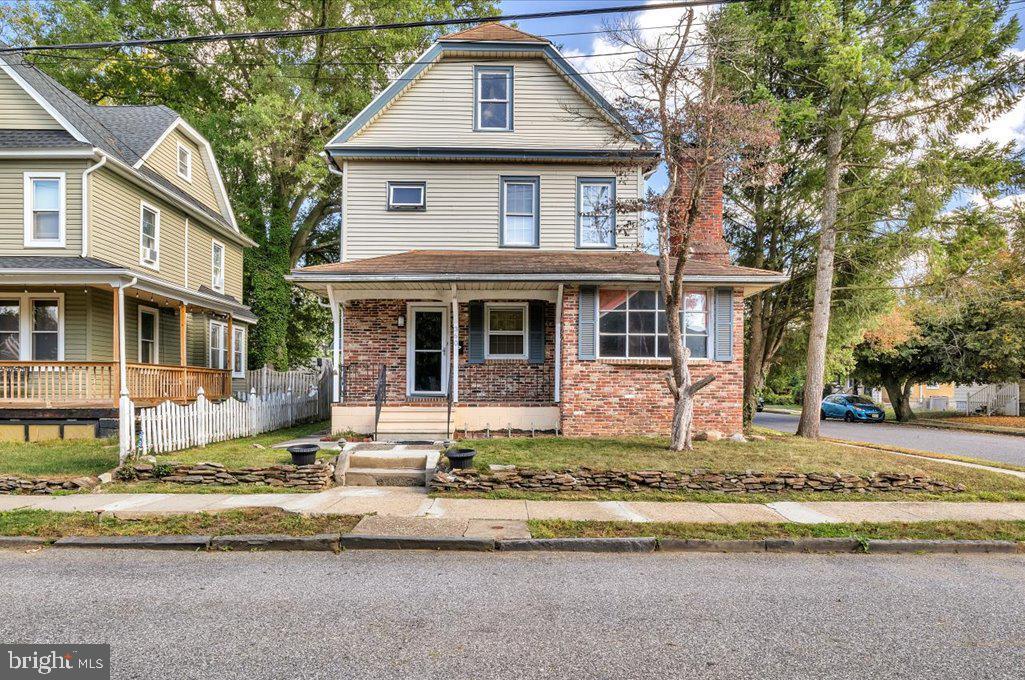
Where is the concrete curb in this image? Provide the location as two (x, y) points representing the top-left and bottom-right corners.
(866, 539), (1018, 554)
(891, 419), (1025, 439)
(340, 534), (495, 551)
(211, 534), (340, 552)
(0, 536), (50, 549)
(53, 535), (211, 550)
(659, 539), (768, 553)
(497, 537), (657, 553)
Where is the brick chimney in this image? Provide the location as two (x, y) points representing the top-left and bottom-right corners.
(668, 161), (729, 264)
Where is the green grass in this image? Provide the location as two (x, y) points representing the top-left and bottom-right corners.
(442, 433), (1025, 503)
(155, 420), (331, 468)
(0, 507), (361, 538)
(0, 439), (119, 480)
(528, 519), (1025, 542)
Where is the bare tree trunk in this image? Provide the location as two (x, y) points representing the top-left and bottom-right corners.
(797, 124), (843, 439)
(669, 359), (694, 450)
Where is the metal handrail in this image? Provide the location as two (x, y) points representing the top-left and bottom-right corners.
(445, 363), (455, 440)
(373, 363), (387, 440)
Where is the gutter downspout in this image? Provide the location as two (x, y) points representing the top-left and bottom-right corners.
(80, 152), (107, 257)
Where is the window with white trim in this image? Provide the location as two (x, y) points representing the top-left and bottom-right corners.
(140, 203), (160, 269)
(597, 289), (709, 359)
(232, 326), (246, 378)
(485, 303), (528, 359)
(138, 306), (160, 364)
(0, 299), (20, 360)
(30, 298), (60, 361)
(177, 142), (192, 182)
(500, 177), (539, 247)
(209, 321), (227, 370)
(211, 241), (225, 292)
(476, 66), (512, 130)
(24, 172), (65, 247)
(387, 181), (426, 211)
(577, 178), (616, 248)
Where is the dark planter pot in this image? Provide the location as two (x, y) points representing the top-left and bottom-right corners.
(287, 444), (319, 467)
(446, 447), (477, 470)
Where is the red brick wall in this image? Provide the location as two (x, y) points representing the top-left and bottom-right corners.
(670, 161), (729, 264)
(341, 298), (556, 405)
(558, 286), (744, 437)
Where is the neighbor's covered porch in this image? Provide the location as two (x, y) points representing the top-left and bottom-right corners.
(0, 271), (254, 409)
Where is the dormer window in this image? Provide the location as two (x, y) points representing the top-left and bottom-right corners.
(177, 142), (192, 182)
(475, 66), (513, 131)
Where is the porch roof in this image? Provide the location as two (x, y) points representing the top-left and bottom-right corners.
(0, 256), (257, 323)
(288, 249), (788, 296)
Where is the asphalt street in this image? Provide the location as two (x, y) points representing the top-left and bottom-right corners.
(3, 549), (1025, 679)
(755, 411), (1025, 466)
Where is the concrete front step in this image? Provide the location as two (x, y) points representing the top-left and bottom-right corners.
(345, 467), (427, 487)
(348, 453), (429, 469)
(375, 432), (449, 442)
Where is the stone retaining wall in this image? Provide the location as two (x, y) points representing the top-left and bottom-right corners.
(430, 467), (966, 495)
(126, 460), (335, 490)
(0, 475), (99, 495)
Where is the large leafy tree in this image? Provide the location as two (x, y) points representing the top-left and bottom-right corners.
(2, 0), (495, 368)
(710, 0), (1025, 431)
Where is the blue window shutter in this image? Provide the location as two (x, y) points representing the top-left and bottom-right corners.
(578, 286), (597, 360)
(528, 300), (545, 364)
(468, 301), (485, 364)
(713, 288), (734, 361)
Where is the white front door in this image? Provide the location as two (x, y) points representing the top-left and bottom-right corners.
(407, 305), (448, 396)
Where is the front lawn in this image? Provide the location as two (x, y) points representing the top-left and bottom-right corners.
(529, 519), (1025, 542)
(0, 439), (119, 480)
(0, 507), (360, 538)
(155, 420), (331, 468)
(448, 432), (1025, 502)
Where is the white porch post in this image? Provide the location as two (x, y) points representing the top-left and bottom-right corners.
(450, 285), (459, 402)
(554, 283), (563, 403)
(327, 287), (341, 403)
(116, 283), (128, 395)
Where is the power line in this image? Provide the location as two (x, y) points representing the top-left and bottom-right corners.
(0, 0), (749, 54)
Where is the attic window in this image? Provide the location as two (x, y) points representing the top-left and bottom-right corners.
(387, 181), (426, 211)
(177, 142), (192, 182)
(475, 66), (513, 131)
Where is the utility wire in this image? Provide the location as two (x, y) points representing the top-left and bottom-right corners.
(0, 0), (750, 54)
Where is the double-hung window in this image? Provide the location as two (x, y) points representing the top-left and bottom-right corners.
(209, 321), (227, 370)
(211, 240), (225, 293)
(139, 203), (160, 269)
(232, 327), (246, 378)
(485, 303), (528, 359)
(387, 181), (426, 211)
(577, 178), (616, 248)
(24, 172), (65, 247)
(138, 306), (160, 364)
(500, 176), (539, 247)
(177, 142), (193, 182)
(475, 66), (512, 131)
(0, 296), (62, 361)
(597, 289), (709, 359)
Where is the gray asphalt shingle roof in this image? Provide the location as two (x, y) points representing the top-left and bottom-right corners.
(0, 256), (120, 270)
(0, 129), (92, 149)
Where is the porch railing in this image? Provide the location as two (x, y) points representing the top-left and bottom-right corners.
(0, 361), (231, 407)
(373, 363), (388, 440)
(0, 362), (116, 406)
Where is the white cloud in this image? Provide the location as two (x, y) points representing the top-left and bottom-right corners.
(958, 48), (1025, 149)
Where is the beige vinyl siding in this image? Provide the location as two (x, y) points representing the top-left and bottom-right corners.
(186, 311), (208, 367)
(186, 222), (244, 300)
(85, 288), (114, 361)
(141, 128), (222, 215)
(343, 161), (640, 260)
(0, 70), (62, 129)
(345, 56), (636, 150)
(0, 159), (87, 256)
(89, 167), (187, 287)
(123, 297), (182, 365)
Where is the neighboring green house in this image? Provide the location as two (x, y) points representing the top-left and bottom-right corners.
(0, 47), (256, 439)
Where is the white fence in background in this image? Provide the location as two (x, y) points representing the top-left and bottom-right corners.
(121, 386), (321, 457)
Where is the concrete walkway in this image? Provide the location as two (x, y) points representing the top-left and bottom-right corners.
(5, 487), (1025, 525)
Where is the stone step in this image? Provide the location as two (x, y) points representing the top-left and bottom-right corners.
(348, 453), (429, 469)
(378, 412), (452, 424)
(374, 432), (449, 443)
(344, 467), (427, 487)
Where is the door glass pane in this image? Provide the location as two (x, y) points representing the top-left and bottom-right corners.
(414, 352), (442, 392)
(0, 300), (18, 360)
(414, 311), (442, 350)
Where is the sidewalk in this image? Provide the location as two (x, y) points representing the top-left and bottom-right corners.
(5, 487), (1025, 525)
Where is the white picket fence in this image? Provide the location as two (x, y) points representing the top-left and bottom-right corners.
(122, 386), (322, 457)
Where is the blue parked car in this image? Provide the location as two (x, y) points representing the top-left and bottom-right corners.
(820, 394), (885, 422)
